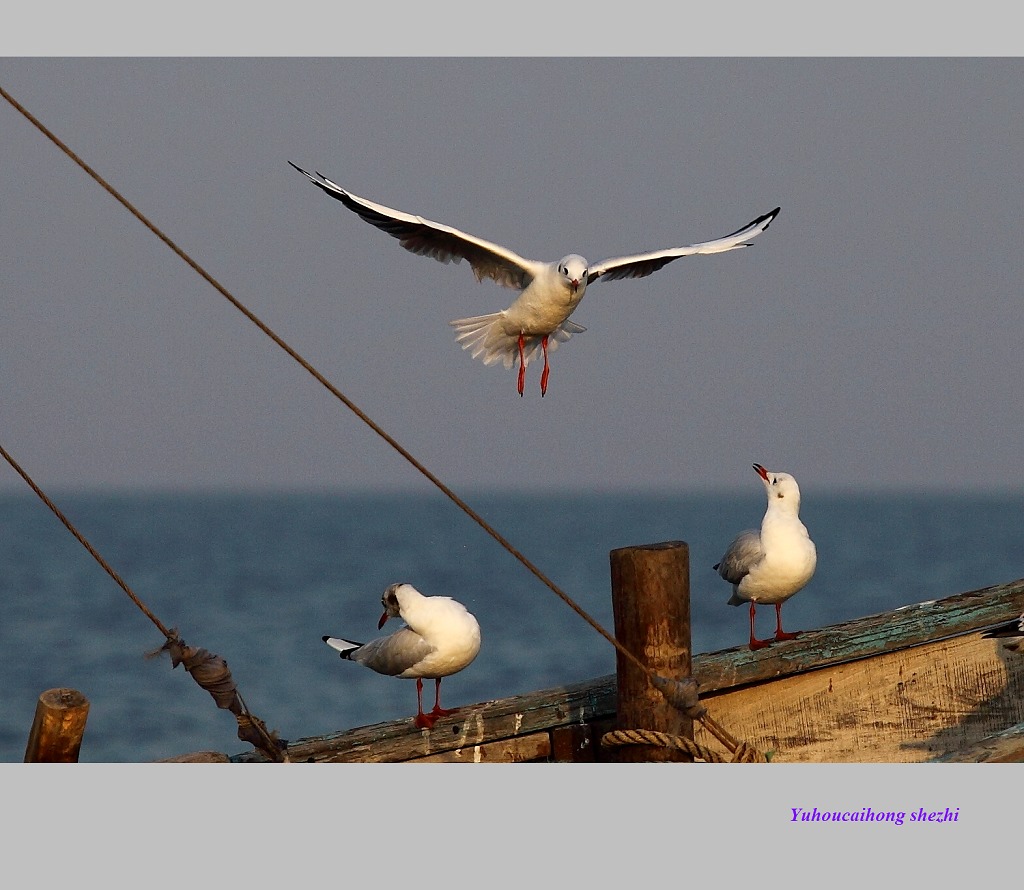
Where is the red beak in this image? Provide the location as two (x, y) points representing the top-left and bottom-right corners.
(571, 279), (580, 292)
(753, 463), (769, 481)
(378, 611), (390, 630)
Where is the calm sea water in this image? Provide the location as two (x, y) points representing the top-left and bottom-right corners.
(1, 489), (1021, 762)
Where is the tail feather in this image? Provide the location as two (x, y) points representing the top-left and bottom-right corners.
(323, 635), (362, 659)
(449, 313), (586, 369)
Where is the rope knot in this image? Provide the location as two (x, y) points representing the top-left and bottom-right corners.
(651, 674), (707, 719)
(149, 631), (242, 714)
(149, 631), (289, 762)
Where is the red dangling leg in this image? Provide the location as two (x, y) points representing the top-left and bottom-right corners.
(414, 677), (436, 729)
(773, 603), (800, 641)
(540, 335), (550, 396)
(748, 602), (773, 651)
(429, 678), (457, 720)
(517, 333), (526, 397)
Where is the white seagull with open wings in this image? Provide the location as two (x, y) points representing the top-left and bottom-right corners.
(290, 162), (779, 396)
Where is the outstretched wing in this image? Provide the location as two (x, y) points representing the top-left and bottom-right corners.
(290, 163), (539, 291)
(588, 207), (780, 284)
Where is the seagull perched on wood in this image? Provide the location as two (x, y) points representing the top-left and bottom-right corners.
(983, 613), (1024, 654)
(322, 582), (481, 729)
(714, 464), (817, 651)
(289, 162), (779, 396)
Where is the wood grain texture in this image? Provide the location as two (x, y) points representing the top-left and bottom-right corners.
(934, 720), (1024, 763)
(156, 750), (232, 763)
(694, 633), (1024, 762)
(408, 732), (551, 763)
(24, 688), (90, 763)
(610, 541), (693, 762)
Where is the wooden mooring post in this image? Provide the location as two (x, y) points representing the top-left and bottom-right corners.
(24, 688), (90, 763)
(610, 541), (693, 763)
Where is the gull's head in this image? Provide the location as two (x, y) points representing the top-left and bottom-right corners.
(558, 255), (589, 295)
(754, 463), (802, 511)
(378, 582), (418, 628)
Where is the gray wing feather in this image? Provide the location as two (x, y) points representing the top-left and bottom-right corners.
(714, 530), (764, 585)
(350, 627), (436, 677)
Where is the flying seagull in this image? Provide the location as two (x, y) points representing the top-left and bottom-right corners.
(714, 463), (817, 651)
(289, 162), (779, 396)
(323, 582), (482, 730)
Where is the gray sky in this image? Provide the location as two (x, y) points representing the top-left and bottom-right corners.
(2, 57), (1023, 495)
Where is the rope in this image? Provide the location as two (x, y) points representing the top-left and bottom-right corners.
(0, 84), (769, 763)
(0, 442), (288, 763)
(600, 728), (769, 763)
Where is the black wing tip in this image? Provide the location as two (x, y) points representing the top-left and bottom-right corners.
(289, 164), (355, 206)
(321, 634), (331, 642)
(289, 161), (325, 186)
(725, 206), (782, 242)
(289, 161), (333, 186)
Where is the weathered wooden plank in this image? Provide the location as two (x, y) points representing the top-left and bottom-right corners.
(548, 719), (620, 762)
(221, 579), (1024, 764)
(233, 675), (617, 763)
(933, 720), (1024, 763)
(692, 632), (1024, 762)
(691, 577), (1024, 694)
(156, 751), (232, 763)
(407, 731), (551, 763)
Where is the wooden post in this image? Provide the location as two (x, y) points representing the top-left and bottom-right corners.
(610, 541), (693, 762)
(24, 688), (90, 763)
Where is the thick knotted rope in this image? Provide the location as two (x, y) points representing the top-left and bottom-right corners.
(601, 728), (769, 763)
(148, 632), (288, 761)
(651, 675), (706, 719)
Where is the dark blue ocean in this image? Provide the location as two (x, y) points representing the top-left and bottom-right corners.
(1, 489), (1021, 762)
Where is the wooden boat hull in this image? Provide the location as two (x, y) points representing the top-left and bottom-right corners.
(227, 578), (1024, 763)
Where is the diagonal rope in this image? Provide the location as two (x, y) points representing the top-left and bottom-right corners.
(0, 442), (170, 637)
